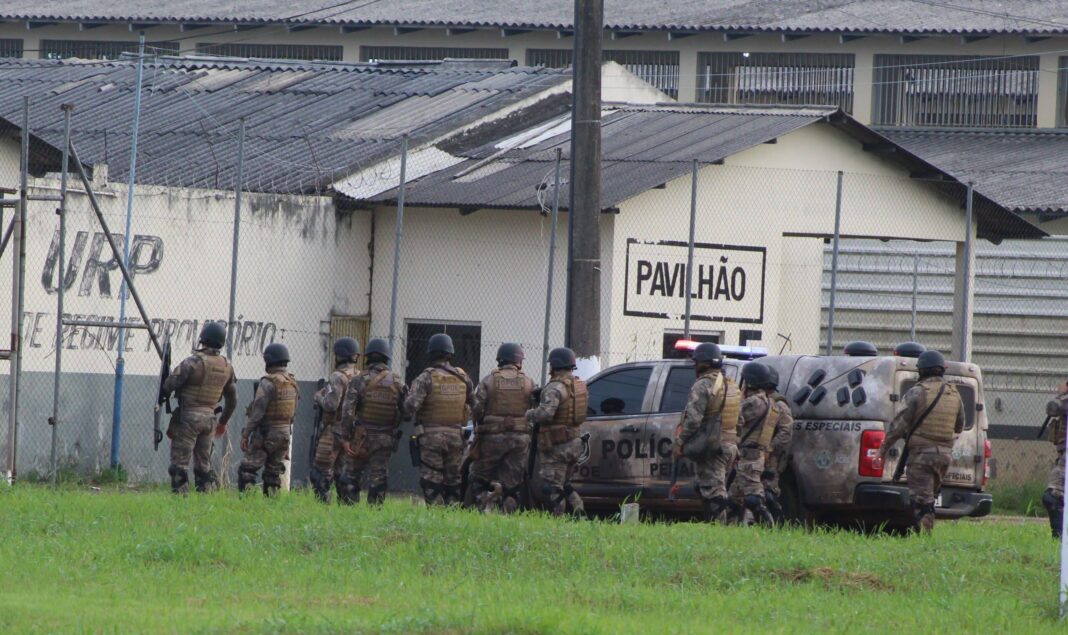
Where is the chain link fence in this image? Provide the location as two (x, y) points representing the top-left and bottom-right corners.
(0, 94), (1062, 501)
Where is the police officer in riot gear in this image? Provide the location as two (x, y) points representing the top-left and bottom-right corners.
(1041, 380), (1068, 539)
(729, 362), (778, 526)
(161, 322), (237, 494)
(526, 346), (588, 517)
(760, 365), (793, 524)
(404, 333), (474, 505)
(470, 342), (537, 512)
(309, 337), (360, 504)
(239, 343), (300, 496)
(878, 350), (964, 533)
(675, 343), (740, 522)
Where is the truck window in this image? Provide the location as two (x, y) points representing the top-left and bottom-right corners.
(659, 365), (739, 413)
(901, 380), (976, 430)
(586, 367), (652, 416)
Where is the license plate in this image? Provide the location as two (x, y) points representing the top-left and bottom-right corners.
(934, 494), (943, 507)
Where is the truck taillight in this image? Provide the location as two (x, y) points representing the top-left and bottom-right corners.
(859, 430), (885, 477)
(982, 439), (992, 487)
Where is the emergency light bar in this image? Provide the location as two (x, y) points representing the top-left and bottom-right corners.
(673, 340), (768, 360)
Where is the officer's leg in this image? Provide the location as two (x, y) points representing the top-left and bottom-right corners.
(168, 416), (196, 494)
(192, 417), (217, 493)
(1045, 453), (1067, 539)
(538, 444), (569, 516)
(441, 430), (465, 505)
(498, 435), (529, 514)
(419, 432), (446, 505)
(364, 434), (392, 506)
(261, 433), (288, 497)
(309, 432), (337, 503)
(906, 454), (938, 534)
(563, 439), (585, 519)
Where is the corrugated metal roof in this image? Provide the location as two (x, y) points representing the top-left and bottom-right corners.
(353, 103), (1044, 241)
(4, 1), (1068, 35)
(0, 56), (568, 193)
(877, 128), (1068, 215)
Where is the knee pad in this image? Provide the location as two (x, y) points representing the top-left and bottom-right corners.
(367, 482), (387, 505)
(1043, 489), (1063, 513)
(744, 494), (766, 513)
(193, 469), (216, 493)
(168, 464), (189, 493)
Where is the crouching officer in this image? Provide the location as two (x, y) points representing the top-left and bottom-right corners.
(526, 347), (587, 517)
(161, 322), (237, 494)
(310, 337), (360, 504)
(336, 338), (406, 505)
(404, 333), (474, 505)
(728, 362), (780, 526)
(1041, 381), (1068, 540)
(238, 343), (299, 496)
(761, 366), (793, 523)
(674, 343), (740, 522)
(470, 342), (536, 513)
(878, 350), (964, 534)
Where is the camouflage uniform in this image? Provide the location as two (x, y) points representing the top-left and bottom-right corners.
(238, 366), (300, 495)
(761, 393), (795, 517)
(336, 361), (406, 505)
(470, 364), (536, 513)
(729, 390), (779, 524)
(162, 347), (237, 494)
(404, 362), (474, 505)
(526, 370), (587, 516)
(1043, 392), (1067, 538)
(675, 368), (740, 521)
(881, 377), (964, 533)
(310, 361), (359, 503)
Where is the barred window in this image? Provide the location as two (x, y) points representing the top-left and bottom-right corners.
(873, 54), (1039, 128)
(526, 48), (680, 98)
(40, 39), (179, 60)
(360, 46), (509, 62)
(696, 52), (854, 112)
(196, 42), (343, 61)
(0, 39), (23, 58)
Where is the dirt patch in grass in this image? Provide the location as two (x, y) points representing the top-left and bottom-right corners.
(774, 566), (892, 591)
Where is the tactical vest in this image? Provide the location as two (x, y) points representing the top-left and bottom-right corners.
(912, 379), (962, 445)
(320, 365), (358, 427)
(550, 376), (588, 428)
(482, 367), (534, 433)
(417, 367), (468, 427)
(263, 371), (299, 428)
(180, 352), (232, 411)
(720, 378), (742, 436)
(1049, 397), (1068, 451)
(740, 393), (776, 450)
(358, 367), (403, 427)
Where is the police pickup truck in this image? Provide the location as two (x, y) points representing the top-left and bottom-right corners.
(557, 342), (992, 526)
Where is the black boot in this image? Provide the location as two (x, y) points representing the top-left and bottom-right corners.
(168, 464), (189, 494)
(745, 495), (775, 527)
(193, 469), (217, 493)
(237, 468), (257, 493)
(1043, 489), (1064, 540)
(309, 467), (332, 504)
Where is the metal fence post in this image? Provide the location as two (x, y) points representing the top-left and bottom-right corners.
(910, 252), (919, 341)
(959, 182), (974, 362)
(50, 104), (73, 485)
(684, 159), (698, 339)
(227, 118), (246, 359)
(110, 32), (146, 469)
(387, 134), (408, 365)
(825, 170), (844, 356)
(6, 97), (28, 481)
(541, 148), (563, 386)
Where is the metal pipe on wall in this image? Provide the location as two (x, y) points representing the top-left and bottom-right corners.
(387, 134), (408, 365)
(50, 104), (73, 485)
(825, 170), (844, 356)
(684, 159), (698, 339)
(541, 148), (563, 386)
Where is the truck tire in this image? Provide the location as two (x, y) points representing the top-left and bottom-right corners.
(780, 471), (817, 528)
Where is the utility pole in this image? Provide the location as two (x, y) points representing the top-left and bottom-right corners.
(565, 0), (603, 378)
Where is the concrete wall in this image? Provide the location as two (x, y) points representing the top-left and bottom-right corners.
(0, 25), (1063, 125)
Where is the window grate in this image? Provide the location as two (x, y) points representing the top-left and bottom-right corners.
(40, 39), (179, 60)
(696, 52), (854, 112)
(360, 46), (509, 62)
(196, 42), (343, 61)
(873, 54), (1039, 128)
(0, 39), (23, 58)
(329, 315), (370, 371)
(527, 48), (680, 98)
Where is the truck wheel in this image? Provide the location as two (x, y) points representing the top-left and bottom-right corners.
(780, 472), (816, 529)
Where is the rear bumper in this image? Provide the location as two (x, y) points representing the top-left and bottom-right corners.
(853, 483), (992, 518)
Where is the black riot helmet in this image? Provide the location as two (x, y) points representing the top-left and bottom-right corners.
(916, 350), (947, 377)
(691, 343), (723, 368)
(199, 322), (227, 349)
(741, 362), (773, 390)
(427, 333), (455, 358)
(496, 342), (524, 367)
(893, 342), (926, 358)
(765, 366), (780, 391)
(548, 347), (577, 371)
(263, 343), (290, 367)
(333, 337), (360, 362)
(843, 341), (879, 357)
(364, 337), (391, 362)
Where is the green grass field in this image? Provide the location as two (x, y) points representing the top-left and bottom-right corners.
(0, 486), (1064, 634)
